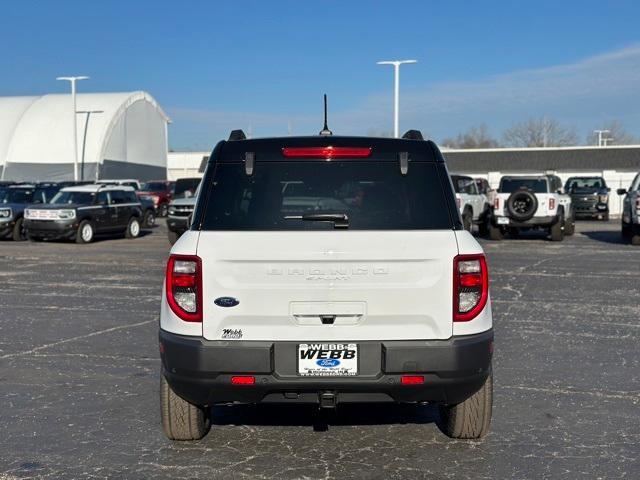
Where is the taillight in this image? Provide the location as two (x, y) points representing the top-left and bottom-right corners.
(282, 146), (372, 158)
(493, 198), (499, 210)
(453, 254), (489, 322)
(549, 198), (556, 210)
(165, 254), (202, 322)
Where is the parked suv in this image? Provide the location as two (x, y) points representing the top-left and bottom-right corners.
(489, 175), (575, 241)
(618, 172), (640, 245)
(167, 180), (201, 244)
(0, 183), (60, 241)
(450, 174), (490, 233)
(138, 180), (176, 217)
(159, 132), (494, 441)
(167, 195), (197, 245)
(24, 184), (143, 243)
(564, 176), (610, 220)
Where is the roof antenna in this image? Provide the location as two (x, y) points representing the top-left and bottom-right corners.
(319, 94), (332, 136)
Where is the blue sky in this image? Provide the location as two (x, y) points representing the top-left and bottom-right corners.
(2, 0), (640, 150)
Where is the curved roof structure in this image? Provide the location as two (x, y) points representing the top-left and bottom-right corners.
(0, 91), (170, 181)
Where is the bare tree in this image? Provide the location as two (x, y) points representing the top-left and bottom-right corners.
(441, 124), (499, 149)
(503, 117), (577, 147)
(586, 120), (638, 145)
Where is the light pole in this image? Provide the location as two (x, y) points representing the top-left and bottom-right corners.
(593, 129), (610, 147)
(377, 59), (417, 138)
(57, 76), (89, 180)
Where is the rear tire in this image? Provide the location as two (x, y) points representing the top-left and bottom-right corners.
(125, 217), (141, 239)
(168, 230), (179, 245)
(478, 208), (490, 237)
(76, 220), (94, 244)
(12, 217), (26, 241)
(143, 210), (156, 228)
(160, 375), (210, 441)
(159, 203), (169, 217)
(550, 214), (564, 242)
(438, 370), (492, 439)
(462, 210), (473, 232)
(564, 213), (575, 236)
(488, 222), (503, 241)
(631, 234), (640, 246)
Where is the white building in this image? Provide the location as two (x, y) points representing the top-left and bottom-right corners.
(0, 91), (170, 182)
(167, 151), (208, 180)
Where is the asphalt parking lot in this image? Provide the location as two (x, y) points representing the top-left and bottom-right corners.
(0, 221), (638, 479)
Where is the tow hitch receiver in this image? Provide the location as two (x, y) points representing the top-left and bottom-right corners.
(318, 391), (337, 409)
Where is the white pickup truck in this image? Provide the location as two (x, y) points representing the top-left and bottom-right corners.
(489, 175), (575, 241)
(450, 174), (490, 233)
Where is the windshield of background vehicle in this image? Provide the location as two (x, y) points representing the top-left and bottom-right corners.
(1, 188), (35, 204)
(451, 176), (476, 194)
(200, 161), (453, 230)
(499, 178), (547, 193)
(565, 177), (607, 191)
(142, 182), (170, 191)
(51, 191), (96, 204)
(174, 178), (201, 198)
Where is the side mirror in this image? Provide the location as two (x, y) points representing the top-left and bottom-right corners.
(617, 188), (627, 195)
(556, 189), (563, 195)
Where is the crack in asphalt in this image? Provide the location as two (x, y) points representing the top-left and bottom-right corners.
(0, 319), (156, 359)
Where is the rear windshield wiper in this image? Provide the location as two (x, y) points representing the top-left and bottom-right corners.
(284, 213), (349, 229)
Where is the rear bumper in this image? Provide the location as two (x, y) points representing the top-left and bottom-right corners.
(24, 219), (77, 238)
(573, 203), (608, 217)
(492, 214), (558, 228)
(160, 329), (493, 407)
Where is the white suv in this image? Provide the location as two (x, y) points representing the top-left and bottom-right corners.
(489, 175), (575, 241)
(451, 174), (490, 233)
(159, 133), (494, 441)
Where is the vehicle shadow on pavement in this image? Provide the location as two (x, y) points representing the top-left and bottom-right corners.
(210, 403), (439, 432)
(580, 230), (627, 245)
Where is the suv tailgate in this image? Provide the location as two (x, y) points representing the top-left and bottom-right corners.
(198, 230), (457, 341)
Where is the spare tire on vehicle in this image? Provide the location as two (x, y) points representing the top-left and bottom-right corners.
(506, 189), (538, 221)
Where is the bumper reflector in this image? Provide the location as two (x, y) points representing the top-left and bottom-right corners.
(231, 375), (256, 385)
(400, 375), (425, 385)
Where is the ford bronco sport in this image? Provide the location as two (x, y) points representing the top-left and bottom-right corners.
(24, 184), (143, 243)
(159, 131), (494, 441)
(489, 175), (575, 241)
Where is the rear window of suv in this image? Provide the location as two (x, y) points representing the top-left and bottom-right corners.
(499, 178), (548, 193)
(200, 161), (453, 230)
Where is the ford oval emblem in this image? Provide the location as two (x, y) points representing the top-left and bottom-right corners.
(316, 359), (340, 367)
(214, 297), (239, 308)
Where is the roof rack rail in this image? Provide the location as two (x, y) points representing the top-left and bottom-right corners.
(228, 129), (247, 141)
(401, 130), (424, 140)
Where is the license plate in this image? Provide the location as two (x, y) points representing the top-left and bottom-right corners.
(298, 343), (358, 376)
(497, 217), (509, 225)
